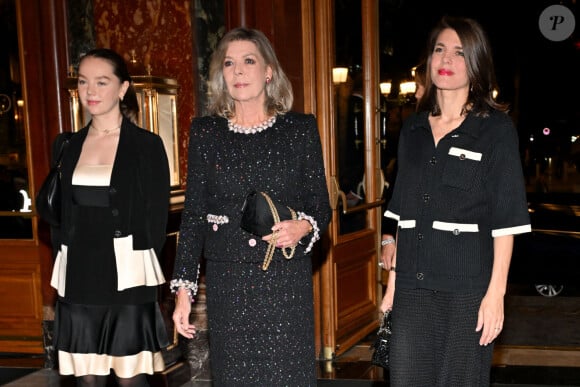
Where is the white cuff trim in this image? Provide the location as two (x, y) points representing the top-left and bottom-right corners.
(297, 212), (320, 254)
(492, 224), (532, 237)
(170, 278), (199, 298)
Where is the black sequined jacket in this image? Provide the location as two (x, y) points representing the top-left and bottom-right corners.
(171, 112), (331, 294)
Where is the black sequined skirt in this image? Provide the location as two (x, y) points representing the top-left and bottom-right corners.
(205, 257), (317, 386)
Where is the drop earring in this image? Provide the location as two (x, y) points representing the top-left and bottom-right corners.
(266, 77), (271, 84)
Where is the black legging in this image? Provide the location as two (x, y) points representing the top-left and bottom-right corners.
(76, 374), (149, 387)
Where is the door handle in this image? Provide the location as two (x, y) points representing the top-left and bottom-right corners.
(329, 176), (348, 212)
(330, 176), (385, 214)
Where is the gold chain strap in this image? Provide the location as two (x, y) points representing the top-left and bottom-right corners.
(261, 192), (297, 270)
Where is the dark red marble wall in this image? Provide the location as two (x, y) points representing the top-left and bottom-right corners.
(93, 0), (196, 187)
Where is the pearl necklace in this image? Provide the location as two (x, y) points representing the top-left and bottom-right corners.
(228, 115), (276, 134)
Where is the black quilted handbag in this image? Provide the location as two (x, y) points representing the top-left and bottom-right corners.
(370, 309), (392, 369)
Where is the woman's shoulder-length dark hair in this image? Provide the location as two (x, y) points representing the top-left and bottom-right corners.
(206, 27), (293, 118)
(417, 16), (509, 117)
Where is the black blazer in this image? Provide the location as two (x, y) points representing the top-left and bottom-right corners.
(50, 118), (170, 258)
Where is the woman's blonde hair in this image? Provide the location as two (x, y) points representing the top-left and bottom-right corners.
(206, 27), (293, 117)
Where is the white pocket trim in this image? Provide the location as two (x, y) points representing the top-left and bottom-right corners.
(114, 235), (166, 291)
(398, 220), (416, 229)
(50, 245), (68, 297)
(448, 147), (482, 161)
(433, 221), (479, 233)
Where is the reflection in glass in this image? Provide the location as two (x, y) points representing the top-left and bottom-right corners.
(156, 93), (179, 187)
(134, 76), (180, 188)
(335, 0), (367, 235)
(0, 0), (33, 239)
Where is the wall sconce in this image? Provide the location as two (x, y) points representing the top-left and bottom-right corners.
(380, 82), (392, 95)
(332, 67), (348, 84)
(399, 81), (417, 95)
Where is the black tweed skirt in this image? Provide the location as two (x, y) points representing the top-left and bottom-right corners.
(204, 257), (317, 386)
(389, 287), (494, 387)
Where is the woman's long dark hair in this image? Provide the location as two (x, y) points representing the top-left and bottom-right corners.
(417, 16), (509, 117)
(79, 48), (140, 122)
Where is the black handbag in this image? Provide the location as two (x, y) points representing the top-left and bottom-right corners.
(240, 190), (297, 270)
(370, 309), (392, 369)
(36, 132), (73, 226)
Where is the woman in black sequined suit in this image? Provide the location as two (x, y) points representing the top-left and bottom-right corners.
(171, 28), (331, 386)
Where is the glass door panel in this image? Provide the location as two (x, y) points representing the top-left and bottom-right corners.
(0, 0), (33, 239)
(334, 0), (368, 235)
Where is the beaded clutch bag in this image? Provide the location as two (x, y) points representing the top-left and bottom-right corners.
(370, 309), (392, 369)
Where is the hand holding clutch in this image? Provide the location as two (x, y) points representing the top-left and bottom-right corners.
(240, 190), (297, 270)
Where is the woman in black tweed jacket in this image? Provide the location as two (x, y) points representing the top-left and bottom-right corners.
(381, 17), (531, 386)
(171, 28), (331, 386)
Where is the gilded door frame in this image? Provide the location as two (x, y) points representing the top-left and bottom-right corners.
(307, 0), (384, 359)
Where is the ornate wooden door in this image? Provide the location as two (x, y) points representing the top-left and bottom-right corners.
(313, 0), (384, 359)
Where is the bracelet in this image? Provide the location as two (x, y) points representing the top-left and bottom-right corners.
(381, 238), (395, 246)
(297, 212), (320, 254)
